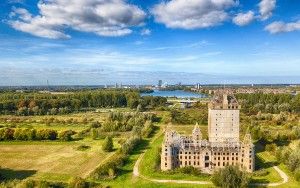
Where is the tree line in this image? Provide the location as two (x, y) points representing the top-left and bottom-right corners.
(0, 89), (167, 115)
(236, 93), (300, 114)
(0, 128), (75, 141)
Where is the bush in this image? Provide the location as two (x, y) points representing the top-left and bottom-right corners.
(253, 169), (269, 177)
(120, 136), (140, 154)
(212, 166), (250, 188)
(91, 153), (126, 179)
(59, 130), (76, 141)
(91, 121), (101, 128)
(102, 136), (113, 152)
(141, 121), (154, 138)
(288, 150), (300, 172)
(265, 143), (277, 153)
(0, 128), (14, 140)
(36, 129), (58, 140)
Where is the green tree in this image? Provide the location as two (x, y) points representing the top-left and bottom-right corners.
(212, 166), (250, 188)
(102, 136), (113, 152)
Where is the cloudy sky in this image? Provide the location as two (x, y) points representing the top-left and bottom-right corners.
(0, 0), (300, 85)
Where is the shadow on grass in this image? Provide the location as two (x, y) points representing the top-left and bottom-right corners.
(0, 168), (36, 181)
(117, 139), (150, 177)
(148, 125), (160, 138)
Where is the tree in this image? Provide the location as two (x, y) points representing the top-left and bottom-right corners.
(212, 166), (250, 188)
(288, 150), (300, 172)
(141, 120), (154, 138)
(102, 136), (113, 152)
(279, 103), (291, 112)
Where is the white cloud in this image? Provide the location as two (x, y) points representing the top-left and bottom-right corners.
(232, 11), (255, 26)
(259, 0), (276, 20)
(8, 0), (146, 39)
(265, 20), (300, 34)
(140, 28), (151, 36)
(151, 0), (238, 29)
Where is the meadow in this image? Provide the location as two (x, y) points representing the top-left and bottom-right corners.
(0, 101), (300, 187)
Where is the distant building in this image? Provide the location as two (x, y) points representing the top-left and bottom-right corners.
(158, 80), (163, 88)
(161, 91), (255, 173)
(195, 83), (201, 90)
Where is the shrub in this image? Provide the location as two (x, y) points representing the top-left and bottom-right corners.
(102, 136), (113, 152)
(288, 150), (300, 172)
(36, 129), (58, 140)
(91, 128), (99, 140)
(91, 121), (101, 128)
(253, 169), (269, 177)
(91, 153), (126, 179)
(212, 166), (250, 188)
(265, 143), (277, 153)
(141, 121), (154, 138)
(59, 130), (76, 141)
(120, 136), (140, 154)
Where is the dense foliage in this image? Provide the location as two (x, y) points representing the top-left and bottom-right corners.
(276, 144), (300, 181)
(170, 103), (208, 125)
(236, 93), (300, 114)
(212, 166), (250, 188)
(100, 112), (157, 132)
(0, 89), (166, 115)
(0, 128), (78, 141)
(91, 124), (144, 180)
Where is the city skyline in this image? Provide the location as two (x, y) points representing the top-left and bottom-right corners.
(1, 0), (300, 85)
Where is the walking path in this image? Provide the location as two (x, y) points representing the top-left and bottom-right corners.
(133, 129), (289, 187)
(133, 152), (288, 186)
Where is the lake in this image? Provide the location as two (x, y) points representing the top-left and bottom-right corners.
(141, 90), (207, 99)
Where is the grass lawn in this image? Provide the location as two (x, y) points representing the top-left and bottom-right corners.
(0, 138), (117, 182)
(251, 150), (282, 184)
(171, 124), (208, 138)
(139, 125), (211, 182)
(96, 125), (213, 188)
(278, 164), (300, 188)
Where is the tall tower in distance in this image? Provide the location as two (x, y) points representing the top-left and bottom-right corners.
(158, 80), (162, 88)
(208, 91), (241, 143)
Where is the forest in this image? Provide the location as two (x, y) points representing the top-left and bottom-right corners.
(0, 89), (166, 115)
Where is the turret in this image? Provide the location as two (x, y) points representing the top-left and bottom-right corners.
(192, 123), (202, 141)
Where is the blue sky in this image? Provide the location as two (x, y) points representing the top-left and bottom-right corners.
(0, 0), (300, 85)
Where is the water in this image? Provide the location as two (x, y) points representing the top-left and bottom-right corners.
(141, 90), (207, 98)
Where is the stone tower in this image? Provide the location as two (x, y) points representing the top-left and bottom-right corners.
(192, 123), (202, 142)
(208, 91), (240, 143)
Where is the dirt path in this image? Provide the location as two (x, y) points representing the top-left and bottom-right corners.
(133, 152), (289, 186)
(251, 166), (289, 187)
(133, 128), (289, 187)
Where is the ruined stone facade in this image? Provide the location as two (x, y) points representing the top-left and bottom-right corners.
(161, 92), (255, 173)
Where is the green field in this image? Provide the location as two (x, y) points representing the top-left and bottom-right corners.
(0, 110), (299, 187)
(0, 138), (118, 182)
